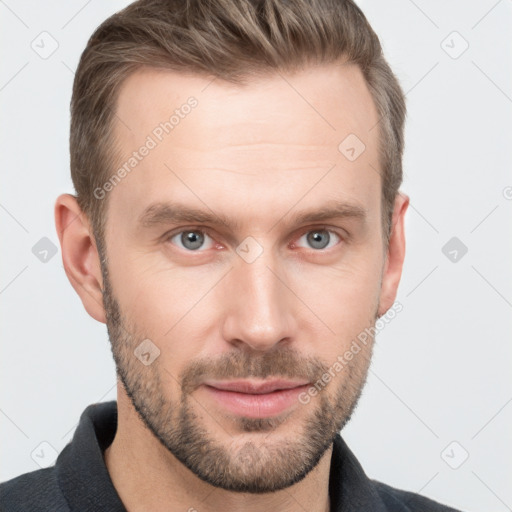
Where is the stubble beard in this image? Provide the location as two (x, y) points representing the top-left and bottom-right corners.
(99, 257), (376, 494)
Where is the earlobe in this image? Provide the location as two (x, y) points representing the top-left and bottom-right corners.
(378, 192), (409, 317)
(54, 194), (106, 324)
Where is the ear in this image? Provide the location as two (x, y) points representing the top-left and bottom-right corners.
(378, 192), (409, 317)
(54, 193), (106, 323)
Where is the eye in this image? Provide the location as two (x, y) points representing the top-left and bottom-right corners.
(167, 229), (215, 251)
(295, 228), (341, 251)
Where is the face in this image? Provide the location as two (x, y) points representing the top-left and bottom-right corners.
(94, 62), (401, 493)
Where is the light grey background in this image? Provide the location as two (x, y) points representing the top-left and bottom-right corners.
(1, 1), (511, 511)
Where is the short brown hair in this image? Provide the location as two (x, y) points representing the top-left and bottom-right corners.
(70, 0), (406, 249)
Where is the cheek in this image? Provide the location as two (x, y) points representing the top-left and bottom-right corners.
(109, 256), (221, 370)
(287, 252), (382, 350)
(108, 242), (208, 329)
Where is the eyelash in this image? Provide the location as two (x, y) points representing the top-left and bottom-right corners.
(163, 225), (344, 253)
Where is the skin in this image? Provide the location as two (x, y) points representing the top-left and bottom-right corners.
(55, 62), (408, 512)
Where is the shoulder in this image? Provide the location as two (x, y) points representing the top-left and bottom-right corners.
(0, 467), (69, 512)
(373, 480), (463, 512)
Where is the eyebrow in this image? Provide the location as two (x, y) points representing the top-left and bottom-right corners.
(137, 199), (367, 232)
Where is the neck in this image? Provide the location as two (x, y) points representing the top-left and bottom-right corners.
(104, 388), (332, 512)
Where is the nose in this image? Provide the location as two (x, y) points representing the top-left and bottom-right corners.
(220, 251), (297, 352)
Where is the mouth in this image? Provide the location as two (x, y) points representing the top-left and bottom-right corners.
(201, 379), (311, 418)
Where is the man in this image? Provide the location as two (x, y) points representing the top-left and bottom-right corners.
(0, 0), (463, 510)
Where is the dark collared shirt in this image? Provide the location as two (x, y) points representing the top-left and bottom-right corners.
(0, 401), (462, 511)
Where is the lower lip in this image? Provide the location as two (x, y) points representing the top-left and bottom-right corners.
(202, 384), (310, 418)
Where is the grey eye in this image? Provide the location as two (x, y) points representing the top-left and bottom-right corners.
(298, 229), (340, 250)
(170, 230), (214, 251)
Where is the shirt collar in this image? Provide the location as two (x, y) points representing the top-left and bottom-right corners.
(329, 434), (388, 511)
(56, 401), (126, 511)
(56, 401), (387, 512)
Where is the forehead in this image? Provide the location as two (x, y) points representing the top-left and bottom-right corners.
(114, 62), (379, 146)
(108, 63), (381, 230)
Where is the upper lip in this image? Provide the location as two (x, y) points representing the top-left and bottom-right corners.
(203, 379), (310, 395)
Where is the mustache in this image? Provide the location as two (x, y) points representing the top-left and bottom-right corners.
(178, 346), (330, 395)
